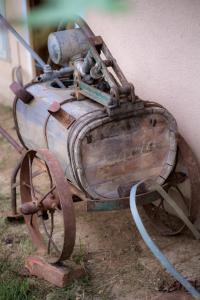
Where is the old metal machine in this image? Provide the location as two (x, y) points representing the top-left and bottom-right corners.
(0, 14), (200, 297)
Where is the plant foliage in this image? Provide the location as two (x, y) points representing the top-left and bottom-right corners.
(28, 0), (128, 27)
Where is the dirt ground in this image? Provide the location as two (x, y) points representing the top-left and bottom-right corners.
(0, 103), (199, 300)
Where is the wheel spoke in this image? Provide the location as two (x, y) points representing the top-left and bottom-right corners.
(38, 185), (56, 205)
(20, 149), (76, 262)
(152, 199), (163, 219)
(30, 214), (33, 226)
(45, 162), (53, 189)
(28, 155), (35, 199)
(23, 182), (43, 197)
(48, 211), (54, 253)
(40, 215), (60, 255)
(32, 169), (45, 178)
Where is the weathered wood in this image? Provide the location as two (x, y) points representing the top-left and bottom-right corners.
(15, 82), (177, 200)
(81, 112), (176, 198)
(25, 256), (85, 287)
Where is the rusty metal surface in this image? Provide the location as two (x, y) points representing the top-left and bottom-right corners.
(0, 110), (30, 220)
(20, 149), (76, 262)
(1, 18), (200, 297)
(10, 81), (34, 104)
(0, 14), (46, 69)
(76, 34), (136, 111)
(11, 16), (178, 203)
(14, 82), (102, 148)
(87, 191), (160, 212)
(0, 125), (23, 153)
(86, 173), (186, 212)
(177, 134), (200, 223)
(48, 28), (90, 65)
(14, 82), (177, 201)
(143, 134), (200, 236)
(0, 14), (66, 88)
(51, 17), (135, 112)
(48, 101), (76, 129)
(12, 83), (36, 150)
(76, 16), (95, 39)
(10, 157), (23, 216)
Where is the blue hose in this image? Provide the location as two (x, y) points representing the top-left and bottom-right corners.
(130, 183), (200, 299)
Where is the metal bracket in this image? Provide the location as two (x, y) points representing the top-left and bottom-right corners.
(48, 101), (76, 128)
(73, 18), (136, 112)
(10, 81), (34, 104)
(78, 81), (112, 107)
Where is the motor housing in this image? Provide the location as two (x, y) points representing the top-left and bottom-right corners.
(48, 29), (90, 65)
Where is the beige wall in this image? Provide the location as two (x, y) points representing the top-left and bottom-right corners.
(87, 0), (200, 161)
(0, 0), (34, 106)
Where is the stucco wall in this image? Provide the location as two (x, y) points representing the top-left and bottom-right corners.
(0, 0), (34, 106)
(87, 0), (200, 161)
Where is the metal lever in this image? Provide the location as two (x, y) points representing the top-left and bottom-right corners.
(0, 14), (65, 88)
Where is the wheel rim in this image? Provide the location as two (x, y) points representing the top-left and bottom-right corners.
(20, 149), (76, 263)
(142, 134), (197, 236)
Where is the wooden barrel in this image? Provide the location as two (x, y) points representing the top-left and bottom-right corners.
(14, 81), (177, 200)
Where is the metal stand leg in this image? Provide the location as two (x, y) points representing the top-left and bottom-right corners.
(7, 157), (24, 222)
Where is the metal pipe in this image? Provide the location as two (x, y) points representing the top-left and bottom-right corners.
(0, 14), (65, 89)
(36, 66), (74, 82)
(0, 14), (46, 69)
(0, 125), (23, 153)
(76, 16), (95, 38)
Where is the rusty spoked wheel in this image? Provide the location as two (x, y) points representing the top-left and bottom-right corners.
(143, 185), (188, 236)
(142, 134), (200, 236)
(20, 149), (76, 263)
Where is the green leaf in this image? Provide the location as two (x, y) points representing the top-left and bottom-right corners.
(27, 0), (128, 27)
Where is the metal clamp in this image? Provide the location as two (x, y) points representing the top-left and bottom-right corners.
(48, 101), (76, 129)
(10, 81), (34, 104)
